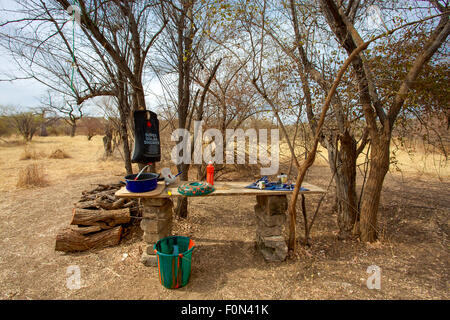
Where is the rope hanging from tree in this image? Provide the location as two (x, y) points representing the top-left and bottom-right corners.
(69, 0), (79, 98)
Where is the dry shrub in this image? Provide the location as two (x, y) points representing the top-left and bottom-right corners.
(20, 147), (45, 160)
(0, 139), (26, 147)
(48, 148), (71, 159)
(16, 163), (49, 188)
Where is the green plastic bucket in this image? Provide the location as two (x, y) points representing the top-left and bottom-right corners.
(153, 236), (195, 289)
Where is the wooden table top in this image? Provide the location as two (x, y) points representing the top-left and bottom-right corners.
(115, 181), (326, 199)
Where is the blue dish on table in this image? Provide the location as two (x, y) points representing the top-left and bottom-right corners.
(124, 173), (159, 193)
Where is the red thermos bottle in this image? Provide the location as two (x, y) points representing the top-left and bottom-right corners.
(206, 161), (214, 185)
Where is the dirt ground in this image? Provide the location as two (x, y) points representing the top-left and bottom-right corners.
(0, 136), (448, 300)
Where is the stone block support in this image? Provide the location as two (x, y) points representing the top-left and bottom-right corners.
(254, 195), (288, 262)
(140, 198), (174, 266)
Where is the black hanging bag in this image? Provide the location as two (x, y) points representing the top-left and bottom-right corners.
(131, 110), (161, 164)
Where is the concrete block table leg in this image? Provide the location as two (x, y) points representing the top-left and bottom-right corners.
(140, 198), (174, 267)
(254, 195), (288, 262)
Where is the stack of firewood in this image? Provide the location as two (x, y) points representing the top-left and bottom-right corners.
(55, 183), (140, 252)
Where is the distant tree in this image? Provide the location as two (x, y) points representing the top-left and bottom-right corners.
(10, 112), (41, 141)
(0, 106), (14, 137)
(0, 116), (10, 137)
(44, 92), (83, 137)
(79, 117), (104, 140)
(34, 107), (59, 137)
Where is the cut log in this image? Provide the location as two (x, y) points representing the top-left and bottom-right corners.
(70, 225), (103, 234)
(82, 183), (123, 195)
(123, 200), (137, 208)
(55, 226), (122, 252)
(79, 190), (118, 201)
(74, 198), (128, 210)
(99, 194), (116, 202)
(95, 198), (127, 210)
(74, 200), (99, 209)
(71, 208), (130, 228)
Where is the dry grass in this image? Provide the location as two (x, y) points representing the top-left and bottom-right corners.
(48, 148), (71, 159)
(0, 139), (26, 148)
(19, 147), (46, 160)
(16, 163), (48, 188)
(0, 135), (133, 192)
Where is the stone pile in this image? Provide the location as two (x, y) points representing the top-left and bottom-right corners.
(254, 195), (288, 262)
(140, 198), (174, 266)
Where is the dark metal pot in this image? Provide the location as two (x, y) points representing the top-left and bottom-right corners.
(124, 172), (159, 193)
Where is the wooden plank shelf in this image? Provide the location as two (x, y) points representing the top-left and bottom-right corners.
(115, 181), (326, 199)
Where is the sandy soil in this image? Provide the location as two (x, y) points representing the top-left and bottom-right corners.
(0, 136), (448, 299)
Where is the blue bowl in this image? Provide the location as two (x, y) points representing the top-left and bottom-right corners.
(124, 173), (158, 193)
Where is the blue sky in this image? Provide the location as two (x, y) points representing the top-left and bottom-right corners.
(0, 0), (44, 110)
(0, 0), (56, 112)
(0, 50), (48, 110)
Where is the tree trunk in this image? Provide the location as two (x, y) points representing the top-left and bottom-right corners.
(134, 81), (147, 111)
(119, 107), (133, 175)
(116, 68), (134, 175)
(359, 135), (390, 242)
(103, 128), (113, 158)
(325, 131), (358, 239)
(121, 129), (133, 175)
(173, 2), (194, 219)
(40, 123), (48, 137)
(70, 121), (77, 137)
(196, 164), (207, 181)
(336, 132), (358, 239)
(334, 157), (358, 239)
(176, 197), (188, 219)
(176, 163), (190, 218)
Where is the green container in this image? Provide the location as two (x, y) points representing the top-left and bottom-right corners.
(153, 236), (195, 289)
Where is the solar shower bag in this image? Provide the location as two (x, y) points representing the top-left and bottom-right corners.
(131, 110), (161, 164)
